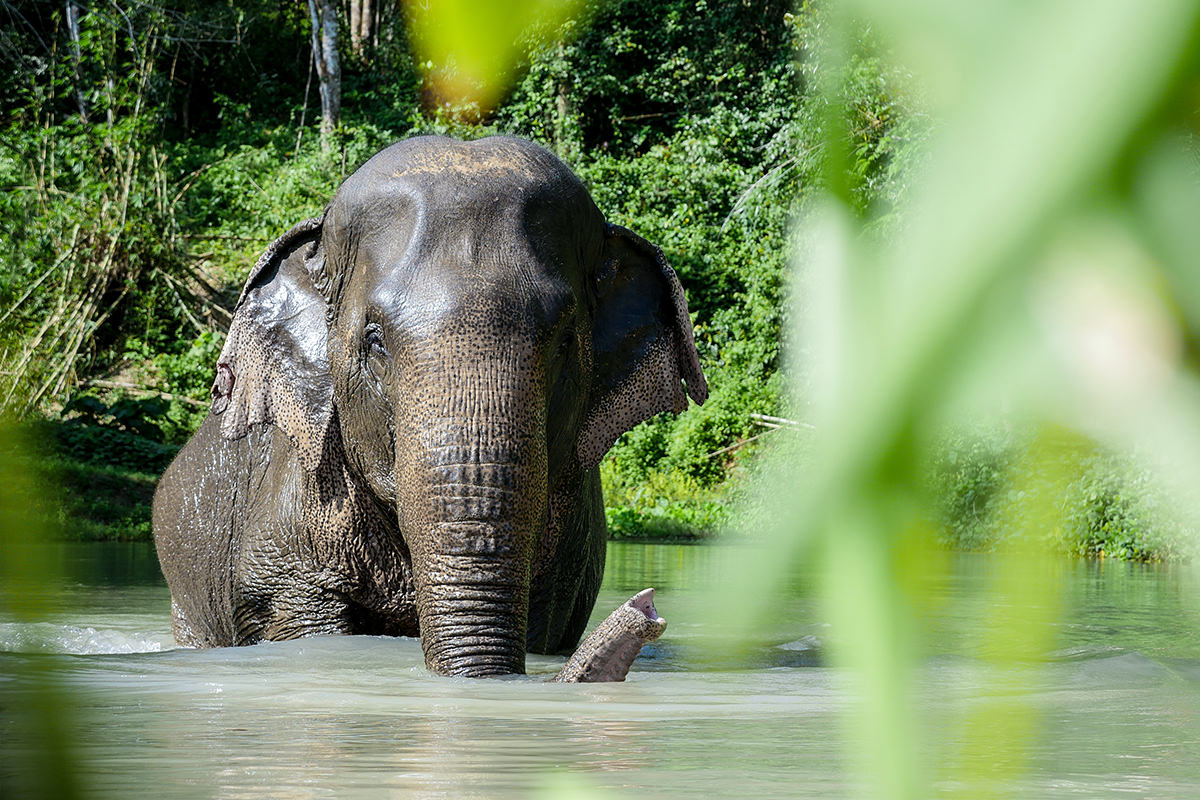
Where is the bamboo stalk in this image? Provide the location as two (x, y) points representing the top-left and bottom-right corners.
(79, 379), (208, 408)
(0, 225), (81, 330)
(159, 270), (208, 335)
(40, 280), (109, 404)
(749, 413), (814, 429)
(4, 291), (86, 409)
(701, 429), (780, 460)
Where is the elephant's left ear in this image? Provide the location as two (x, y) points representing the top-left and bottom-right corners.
(210, 215), (334, 472)
(577, 224), (708, 470)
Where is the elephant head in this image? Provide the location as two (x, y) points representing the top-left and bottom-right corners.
(210, 136), (707, 676)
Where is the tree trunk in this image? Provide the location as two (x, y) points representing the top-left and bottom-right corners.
(65, 0), (88, 122)
(348, 0), (376, 58)
(348, 0), (361, 55)
(363, 0), (376, 51)
(307, 0), (341, 149)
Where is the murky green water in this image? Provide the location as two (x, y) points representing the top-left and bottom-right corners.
(2, 542), (1200, 797)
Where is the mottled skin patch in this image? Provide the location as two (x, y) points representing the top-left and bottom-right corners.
(153, 135), (707, 677)
(553, 588), (666, 682)
(390, 145), (542, 181)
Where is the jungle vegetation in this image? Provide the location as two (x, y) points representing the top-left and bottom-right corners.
(0, 0), (1190, 559)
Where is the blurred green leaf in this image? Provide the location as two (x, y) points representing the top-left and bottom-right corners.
(408, 0), (586, 113)
(714, 2), (1200, 798)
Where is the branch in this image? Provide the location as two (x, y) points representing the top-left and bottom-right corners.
(80, 379), (209, 408)
(702, 429), (779, 460)
(179, 233), (270, 242)
(749, 413), (814, 430)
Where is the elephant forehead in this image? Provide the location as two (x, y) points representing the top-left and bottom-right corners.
(337, 137), (596, 236)
(370, 262), (573, 344)
(347, 210), (577, 330)
(333, 176), (581, 277)
(357, 135), (571, 186)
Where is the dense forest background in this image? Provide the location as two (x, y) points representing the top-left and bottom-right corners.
(0, 0), (1185, 558)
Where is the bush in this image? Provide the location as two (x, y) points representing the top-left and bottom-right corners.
(928, 429), (1014, 551)
(41, 410), (179, 474)
(928, 429), (1191, 562)
(1059, 453), (1189, 562)
(600, 460), (729, 540)
(2, 419), (172, 541)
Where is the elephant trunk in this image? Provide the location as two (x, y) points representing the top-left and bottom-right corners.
(417, 553), (530, 676)
(398, 418), (547, 678)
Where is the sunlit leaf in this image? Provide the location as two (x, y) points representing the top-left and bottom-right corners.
(407, 0), (585, 114)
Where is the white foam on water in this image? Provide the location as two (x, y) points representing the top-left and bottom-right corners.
(0, 622), (173, 654)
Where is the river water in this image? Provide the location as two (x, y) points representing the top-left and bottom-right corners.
(2, 542), (1200, 798)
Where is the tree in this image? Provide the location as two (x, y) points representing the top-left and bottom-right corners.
(65, 0), (88, 122)
(348, 0), (377, 57)
(307, 0), (341, 147)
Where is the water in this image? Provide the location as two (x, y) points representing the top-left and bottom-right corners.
(2, 543), (1200, 797)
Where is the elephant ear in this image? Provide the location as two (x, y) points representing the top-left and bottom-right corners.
(210, 216), (332, 472)
(577, 224), (708, 470)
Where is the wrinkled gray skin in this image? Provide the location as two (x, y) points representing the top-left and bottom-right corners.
(153, 135), (707, 678)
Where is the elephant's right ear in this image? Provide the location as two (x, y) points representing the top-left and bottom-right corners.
(577, 225), (708, 470)
(210, 216), (333, 471)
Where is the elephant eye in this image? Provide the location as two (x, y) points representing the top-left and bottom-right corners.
(363, 323), (389, 358)
(552, 324), (578, 370)
(556, 329), (575, 360)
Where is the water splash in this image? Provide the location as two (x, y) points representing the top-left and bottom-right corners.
(0, 622), (173, 654)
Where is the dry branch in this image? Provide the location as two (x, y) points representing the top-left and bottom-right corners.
(80, 379), (208, 408)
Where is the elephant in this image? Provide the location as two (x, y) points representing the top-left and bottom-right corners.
(152, 135), (707, 678)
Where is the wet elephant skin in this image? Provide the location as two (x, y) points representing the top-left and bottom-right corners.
(153, 135), (707, 677)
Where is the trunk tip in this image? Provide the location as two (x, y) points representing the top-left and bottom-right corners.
(629, 587), (663, 624)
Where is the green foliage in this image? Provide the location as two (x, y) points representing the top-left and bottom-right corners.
(51, 406), (179, 471)
(600, 459), (728, 541)
(1059, 453), (1185, 561)
(2, 419), (170, 541)
(927, 430), (1014, 551)
(499, 1), (808, 489)
(501, 0), (796, 156)
(710, 1), (1200, 794)
(929, 431), (1191, 561)
(0, 2), (192, 412)
(33, 456), (159, 542)
(500, 1), (926, 491)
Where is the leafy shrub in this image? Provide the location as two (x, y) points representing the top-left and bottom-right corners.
(48, 407), (179, 473)
(1, 419), (171, 541)
(928, 429), (1015, 551)
(928, 429), (1192, 562)
(1059, 454), (1189, 562)
(134, 330), (224, 444)
(600, 460), (729, 540)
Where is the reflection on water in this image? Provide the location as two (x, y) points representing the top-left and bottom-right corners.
(1, 542), (1200, 797)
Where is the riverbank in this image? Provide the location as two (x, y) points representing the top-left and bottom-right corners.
(7, 420), (173, 541)
(12, 417), (731, 544)
(10, 417), (1192, 560)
